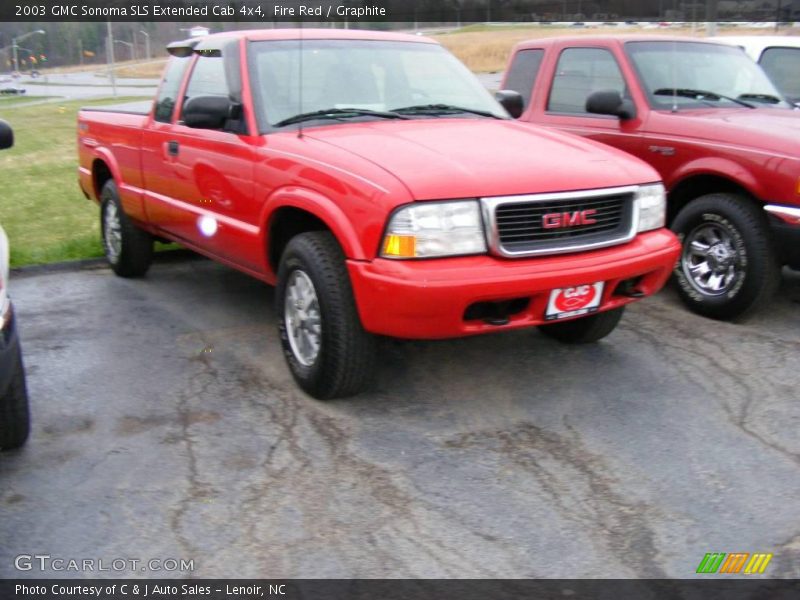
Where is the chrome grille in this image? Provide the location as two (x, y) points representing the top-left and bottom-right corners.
(482, 186), (639, 257)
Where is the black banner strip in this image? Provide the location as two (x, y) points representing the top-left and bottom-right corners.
(3, 579), (800, 600)
(0, 0), (798, 23)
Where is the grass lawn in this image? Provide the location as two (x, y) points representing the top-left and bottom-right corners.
(0, 97), (139, 267)
(0, 96), (56, 106)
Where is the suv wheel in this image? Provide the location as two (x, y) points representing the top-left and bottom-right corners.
(671, 194), (780, 320)
(276, 232), (376, 399)
(0, 344), (30, 450)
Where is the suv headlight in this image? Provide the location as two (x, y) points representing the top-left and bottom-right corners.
(635, 183), (667, 233)
(381, 200), (487, 258)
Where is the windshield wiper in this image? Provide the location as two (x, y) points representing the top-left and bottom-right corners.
(391, 104), (503, 119)
(738, 93), (782, 105)
(274, 108), (409, 127)
(654, 88), (755, 109)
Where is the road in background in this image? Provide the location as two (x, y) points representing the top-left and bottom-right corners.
(1, 257), (798, 578)
(11, 72), (503, 101)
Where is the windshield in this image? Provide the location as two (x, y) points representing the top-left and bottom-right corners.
(248, 39), (507, 129)
(626, 41), (791, 109)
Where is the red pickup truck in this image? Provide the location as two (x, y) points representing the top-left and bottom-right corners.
(78, 29), (679, 399)
(500, 35), (800, 320)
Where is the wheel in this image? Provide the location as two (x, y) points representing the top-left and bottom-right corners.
(276, 231), (376, 399)
(101, 179), (153, 278)
(0, 344), (30, 450)
(539, 307), (624, 344)
(671, 194), (780, 320)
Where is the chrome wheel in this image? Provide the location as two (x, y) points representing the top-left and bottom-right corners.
(284, 269), (322, 367)
(682, 222), (743, 296)
(103, 201), (122, 264)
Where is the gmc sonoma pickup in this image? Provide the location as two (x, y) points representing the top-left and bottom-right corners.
(501, 35), (800, 320)
(78, 29), (680, 399)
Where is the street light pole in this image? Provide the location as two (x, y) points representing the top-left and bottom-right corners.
(115, 40), (134, 61)
(106, 21), (117, 97)
(11, 29), (44, 72)
(140, 30), (150, 60)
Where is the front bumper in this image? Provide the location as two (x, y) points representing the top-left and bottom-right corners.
(348, 229), (681, 339)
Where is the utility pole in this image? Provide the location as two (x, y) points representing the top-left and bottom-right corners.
(106, 21), (117, 97)
(140, 30), (150, 60)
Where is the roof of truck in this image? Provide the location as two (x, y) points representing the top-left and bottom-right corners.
(193, 28), (437, 44)
(514, 35), (732, 50)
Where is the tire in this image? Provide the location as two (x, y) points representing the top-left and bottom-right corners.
(276, 231), (376, 399)
(0, 344), (30, 450)
(539, 307), (624, 344)
(671, 193), (780, 320)
(101, 179), (153, 278)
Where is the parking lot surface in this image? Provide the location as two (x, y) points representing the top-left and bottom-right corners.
(1, 256), (799, 578)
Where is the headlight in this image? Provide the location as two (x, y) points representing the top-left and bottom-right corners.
(381, 200), (487, 258)
(635, 183), (666, 233)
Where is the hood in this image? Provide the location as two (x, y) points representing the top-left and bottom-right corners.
(650, 107), (800, 156)
(305, 119), (658, 200)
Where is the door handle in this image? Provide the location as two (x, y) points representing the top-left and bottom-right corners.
(167, 140), (179, 156)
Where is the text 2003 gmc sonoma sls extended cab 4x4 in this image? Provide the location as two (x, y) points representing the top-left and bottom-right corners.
(78, 29), (680, 399)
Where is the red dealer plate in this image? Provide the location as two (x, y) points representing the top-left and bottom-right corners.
(545, 282), (604, 321)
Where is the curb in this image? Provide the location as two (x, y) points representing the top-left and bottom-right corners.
(11, 249), (201, 277)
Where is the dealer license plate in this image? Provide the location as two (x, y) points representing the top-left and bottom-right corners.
(545, 282), (604, 321)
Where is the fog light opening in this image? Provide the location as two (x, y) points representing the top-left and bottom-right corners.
(464, 297), (530, 325)
(614, 277), (644, 298)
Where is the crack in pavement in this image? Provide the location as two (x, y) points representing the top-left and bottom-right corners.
(445, 419), (670, 578)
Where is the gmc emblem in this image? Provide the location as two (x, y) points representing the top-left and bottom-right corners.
(542, 209), (598, 229)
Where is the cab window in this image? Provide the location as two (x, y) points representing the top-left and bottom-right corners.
(548, 48), (626, 114)
(504, 49), (544, 113)
(760, 47), (800, 103)
(153, 56), (191, 123)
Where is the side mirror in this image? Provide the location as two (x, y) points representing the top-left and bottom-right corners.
(586, 90), (636, 120)
(0, 120), (13, 150)
(183, 96), (241, 130)
(495, 90), (524, 119)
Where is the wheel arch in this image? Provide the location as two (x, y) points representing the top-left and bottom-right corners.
(89, 150), (122, 200)
(262, 188), (365, 274)
(667, 172), (762, 225)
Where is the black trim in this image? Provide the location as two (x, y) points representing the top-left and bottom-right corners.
(768, 214), (800, 268)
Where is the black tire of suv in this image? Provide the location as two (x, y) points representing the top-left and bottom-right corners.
(276, 231), (376, 400)
(0, 344), (30, 450)
(538, 307), (625, 344)
(671, 193), (780, 321)
(100, 179), (153, 278)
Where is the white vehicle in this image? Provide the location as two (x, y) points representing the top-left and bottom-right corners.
(0, 120), (30, 450)
(711, 36), (800, 104)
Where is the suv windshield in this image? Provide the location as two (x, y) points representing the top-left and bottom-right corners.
(626, 41), (790, 110)
(248, 39), (507, 129)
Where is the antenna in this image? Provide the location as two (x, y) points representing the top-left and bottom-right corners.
(671, 40), (677, 113)
(297, 21), (304, 139)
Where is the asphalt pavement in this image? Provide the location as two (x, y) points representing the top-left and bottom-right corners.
(1, 255), (798, 578)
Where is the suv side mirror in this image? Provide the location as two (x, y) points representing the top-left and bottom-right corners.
(586, 90), (636, 120)
(0, 120), (13, 150)
(495, 90), (524, 119)
(183, 96), (242, 130)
